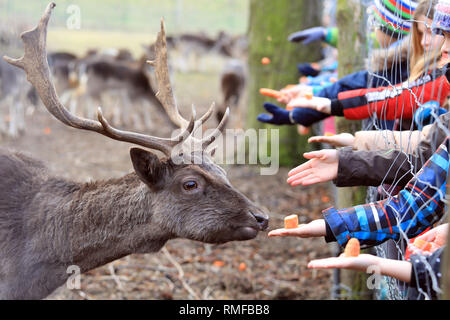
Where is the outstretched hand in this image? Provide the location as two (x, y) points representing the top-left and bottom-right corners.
(287, 149), (338, 186)
(287, 96), (331, 113)
(308, 133), (355, 148)
(268, 219), (326, 238)
(257, 102), (291, 125)
(308, 253), (413, 283)
(308, 254), (382, 273)
(277, 85), (312, 104)
(408, 223), (448, 255)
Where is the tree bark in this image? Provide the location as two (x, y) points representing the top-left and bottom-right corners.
(246, 0), (322, 166)
(336, 0), (372, 300)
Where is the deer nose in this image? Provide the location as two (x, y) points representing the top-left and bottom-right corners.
(251, 211), (269, 231)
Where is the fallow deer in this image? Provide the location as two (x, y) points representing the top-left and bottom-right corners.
(1, 3), (268, 300)
(216, 59), (246, 124)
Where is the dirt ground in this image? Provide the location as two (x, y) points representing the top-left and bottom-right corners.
(1, 64), (334, 300)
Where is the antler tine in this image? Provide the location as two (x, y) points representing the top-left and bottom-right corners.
(202, 107), (230, 149)
(3, 2), (193, 157)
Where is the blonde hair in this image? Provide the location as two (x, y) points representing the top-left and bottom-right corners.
(409, 0), (442, 81)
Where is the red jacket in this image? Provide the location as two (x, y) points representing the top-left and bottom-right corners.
(330, 65), (450, 120)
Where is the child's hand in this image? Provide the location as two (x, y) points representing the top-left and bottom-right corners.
(287, 96), (331, 114)
(277, 85), (310, 104)
(268, 219), (326, 238)
(408, 223), (448, 255)
(308, 133), (355, 148)
(308, 253), (413, 283)
(308, 254), (382, 273)
(287, 149), (338, 186)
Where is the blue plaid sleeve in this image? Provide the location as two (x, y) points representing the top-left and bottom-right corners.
(323, 141), (449, 248)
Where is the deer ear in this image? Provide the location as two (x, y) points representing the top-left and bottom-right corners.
(130, 148), (168, 190)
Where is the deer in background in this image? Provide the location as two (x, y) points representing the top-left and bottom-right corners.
(1, 3), (268, 300)
(0, 58), (37, 138)
(216, 59), (246, 125)
(67, 48), (167, 129)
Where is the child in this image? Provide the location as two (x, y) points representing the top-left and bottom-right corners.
(269, 0), (450, 298)
(258, 0), (443, 129)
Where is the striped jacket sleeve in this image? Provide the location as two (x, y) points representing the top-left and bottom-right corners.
(330, 65), (450, 120)
(323, 140), (449, 248)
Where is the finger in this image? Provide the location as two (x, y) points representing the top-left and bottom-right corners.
(308, 136), (335, 144)
(287, 98), (309, 109)
(415, 232), (436, 243)
(287, 168), (314, 183)
(267, 228), (290, 237)
(257, 114), (274, 123)
(263, 102), (281, 113)
(289, 176), (314, 187)
(308, 257), (347, 269)
(299, 176), (323, 186)
(303, 150), (325, 160)
(268, 225), (307, 237)
(308, 136), (326, 143)
(288, 161), (312, 177)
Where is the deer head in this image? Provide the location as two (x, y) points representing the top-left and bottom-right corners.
(3, 3), (269, 247)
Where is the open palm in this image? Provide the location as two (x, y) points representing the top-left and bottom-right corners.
(287, 149), (338, 186)
(308, 254), (381, 272)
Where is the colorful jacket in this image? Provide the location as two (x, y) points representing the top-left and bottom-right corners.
(335, 113), (450, 189)
(330, 65), (450, 120)
(324, 140), (449, 248)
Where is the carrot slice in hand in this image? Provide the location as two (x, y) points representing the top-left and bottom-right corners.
(344, 238), (360, 257)
(259, 88), (281, 99)
(413, 238), (432, 251)
(284, 214), (298, 229)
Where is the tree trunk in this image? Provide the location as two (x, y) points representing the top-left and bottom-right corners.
(246, 0), (322, 166)
(336, 0), (372, 300)
(443, 186), (450, 299)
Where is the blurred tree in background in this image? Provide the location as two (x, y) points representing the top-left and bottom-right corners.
(335, 0), (372, 300)
(246, 0), (323, 167)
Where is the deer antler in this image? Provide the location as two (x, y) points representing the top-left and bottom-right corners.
(3, 2), (196, 157)
(148, 19), (229, 150)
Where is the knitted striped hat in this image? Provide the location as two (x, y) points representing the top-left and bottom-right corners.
(433, 0), (450, 32)
(370, 0), (418, 38)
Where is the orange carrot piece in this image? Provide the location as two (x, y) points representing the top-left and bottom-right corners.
(284, 214), (298, 229)
(259, 88), (281, 99)
(213, 260), (225, 267)
(304, 92), (313, 100)
(344, 238), (360, 257)
(261, 57), (271, 65)
(413, 238), (432, 251)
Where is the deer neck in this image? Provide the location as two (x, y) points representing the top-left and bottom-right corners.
(48, 173), (171, 273)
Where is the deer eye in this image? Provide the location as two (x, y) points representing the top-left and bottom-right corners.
(183, 180), (198, 191)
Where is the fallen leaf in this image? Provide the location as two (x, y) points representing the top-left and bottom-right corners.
(212, 260), (225, 267)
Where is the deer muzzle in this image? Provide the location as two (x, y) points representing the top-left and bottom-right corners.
(251, 210), (269, 231)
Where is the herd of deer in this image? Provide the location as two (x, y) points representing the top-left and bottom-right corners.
(0, 3), (264, 299)
(0, 10), (247, 138)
